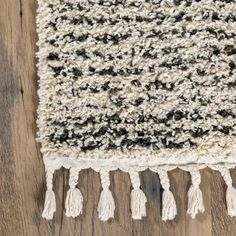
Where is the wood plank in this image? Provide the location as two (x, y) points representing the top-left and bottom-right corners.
(1, 0), (236, 235)
(212, 170), (236, 236)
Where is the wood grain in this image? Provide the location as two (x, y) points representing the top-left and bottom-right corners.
(1, 1), (236, 235)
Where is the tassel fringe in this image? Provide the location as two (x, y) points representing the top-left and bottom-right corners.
(97, 170), (115, 221)
(42, 168), (56, 220)
(65, 188), (83, 217)
(65, 168), (83, 217)
(42, 189), (56, 220)
(187, 169), (204, 218)
(131, 188), (147, 220)
(158, 169), (177, 221)
(187, 186), (204, 218)
(42, 163), (236, 221)
(226, 187), (236, 217)
(162, 189), (177, 221)
(98, 189), (115, 221)
(219, 167), (236, 217)
(129, 170), (147, 219)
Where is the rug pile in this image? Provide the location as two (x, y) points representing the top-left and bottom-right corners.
(36, 0), (236, 221)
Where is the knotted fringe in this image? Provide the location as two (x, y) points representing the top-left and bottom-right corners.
(158, 169), (177, 221)
(187, 168), (204, 218)
(129, 170), (147, 220)
(42, 168), (56, 220)
(97, 170), (115, 221)
(42, 163), (236, 221)
(65, 168), (83, 217)
(219, 167), (236, 217)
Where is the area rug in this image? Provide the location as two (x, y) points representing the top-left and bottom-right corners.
(36, 0), (236, 221)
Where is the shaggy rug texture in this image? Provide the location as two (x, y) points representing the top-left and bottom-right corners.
(36, 0), (236, 221)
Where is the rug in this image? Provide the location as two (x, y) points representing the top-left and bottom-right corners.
(36, 0), (236, 221)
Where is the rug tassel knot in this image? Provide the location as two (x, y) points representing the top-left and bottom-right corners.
(158, 169), (177, 221)
(65, 168), (83, 218)
(220, 167), (236, 217)
(97, 170), (115, 221)
(187, 168), (204, 218)
(42, 168), (56, 220)
(129, 170), (147, 220)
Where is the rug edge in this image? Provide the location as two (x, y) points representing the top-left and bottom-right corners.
(41, 153), (236, 221)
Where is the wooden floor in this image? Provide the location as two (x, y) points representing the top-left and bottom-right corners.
(1, 1), (236, 235)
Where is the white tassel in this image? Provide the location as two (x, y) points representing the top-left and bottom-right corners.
(42, 190), (56, 220)
(42, 168), (56, 220)
(187, 169), (204, 218)
(98, 189), (115, 221)
(65, 168), (83, 218)
(158, 169), (177, 221)
(162, 190), (177, 221)
(220, 167), (236, 217)
(131, 188), (147, 220)
(187, 186), (204, 218)
(129, 170), (147, 220)
(97, 170), (115, 221)
(226, 187), (236, 216)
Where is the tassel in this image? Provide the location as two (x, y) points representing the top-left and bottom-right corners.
(187, 186), (204, 218)
(42, 190), (56, 220)
(162, 190), (177, 221)
(65, 168), (83, 218)
(42, 168), (56, 220)
(219, 167), (236, 217)
(187, 168), (204, 218)
(158, 169), (177, 221)
(131, 188), (147, 220)
(98, 189), (115, 221)
(226, 187), (236, 216)
(129, 170), (147, 220)
(97, 170), (115, 221)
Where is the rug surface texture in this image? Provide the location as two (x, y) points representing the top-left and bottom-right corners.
(36, 0), (236, 221)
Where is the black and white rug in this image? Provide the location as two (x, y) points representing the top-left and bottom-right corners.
(36, 0), (236, 221)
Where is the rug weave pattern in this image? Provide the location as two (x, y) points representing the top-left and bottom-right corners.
(36, 0), (236, 221)
(37, 0), (236, 155)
